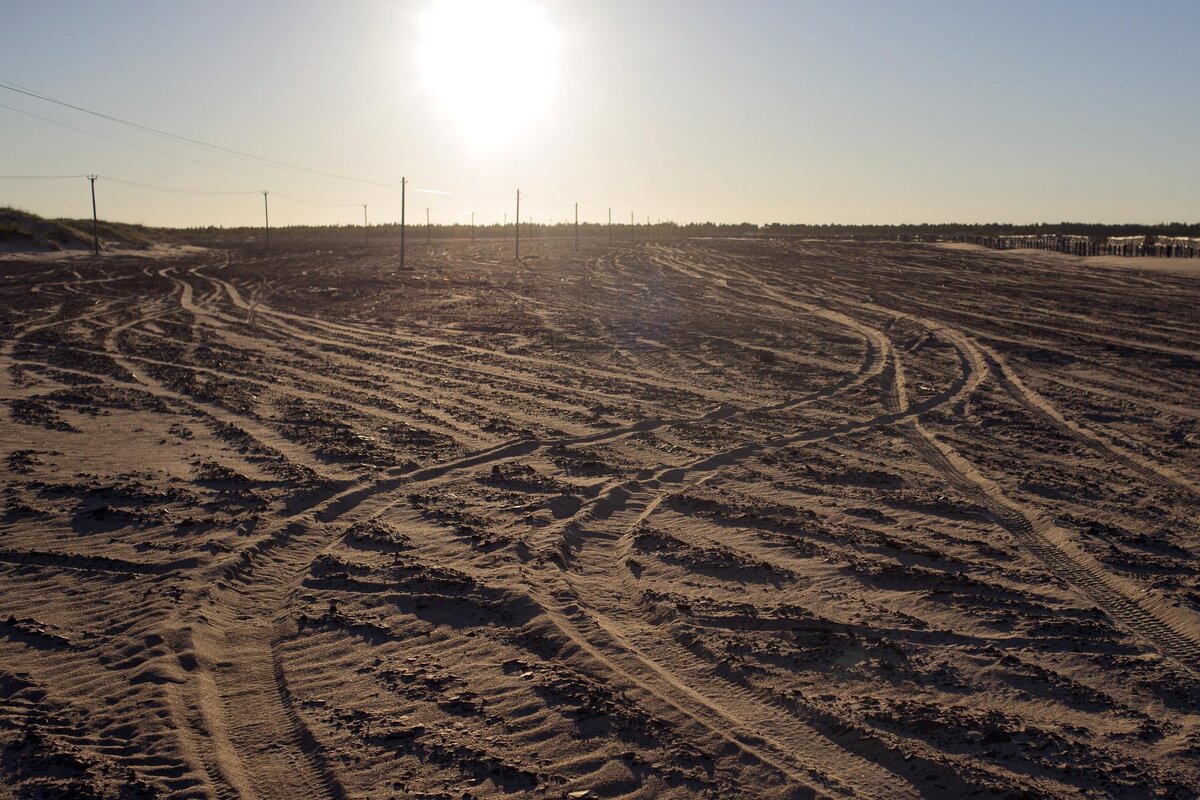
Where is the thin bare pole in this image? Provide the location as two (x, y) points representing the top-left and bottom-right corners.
(574, 202), (578, 251)
(425, 208), (430, 246)
(631, 211), (635, 244)
(363, 204), (368, 246)
(515, 189), (520, 262)
(262, 190), (270, 251)
(400, 177), (406, 268)
(471, 211), (475, 243)
(87, 175), (99, 255)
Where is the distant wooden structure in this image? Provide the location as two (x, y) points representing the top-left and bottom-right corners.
(1152, 236), (1200, 258)
(949, 232), (1198, 258)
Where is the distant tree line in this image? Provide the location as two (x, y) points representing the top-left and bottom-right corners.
(168, 219), (1200, 246)
(171, 220), (763, 245)
(760, 222), (1200, 240)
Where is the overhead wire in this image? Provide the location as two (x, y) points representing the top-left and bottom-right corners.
(0, 173), (85, 180)
(99, 175), (260, 195)
(0, 78), (398, 186)
(272, 192), (364, 207)
(0, 83), (612, 219)
(0, 80), (638, 223)
(1, 171), (645, 229)
(0, 101), (394, 188)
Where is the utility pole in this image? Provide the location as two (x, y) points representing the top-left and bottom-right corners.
(87, 175), (99, 256)
(608, 208), (612, 245)
(631, 211), (635, 244)
(400, 177), (406, 269)
(425, 208), (430, 246)
(363, 204), (369, 246)
(515, 189), (520, 262)
(262, 190), (270, 251)
(574, 202), (578, 252)
(471, 211), (475, 243)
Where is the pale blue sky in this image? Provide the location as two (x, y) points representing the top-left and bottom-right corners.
(1, 1), (1196, 227)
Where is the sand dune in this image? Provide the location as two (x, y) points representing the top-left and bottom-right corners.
(2, 239), (1198, 799)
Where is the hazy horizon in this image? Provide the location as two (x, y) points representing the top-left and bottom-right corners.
(2, 0), (1197, 228)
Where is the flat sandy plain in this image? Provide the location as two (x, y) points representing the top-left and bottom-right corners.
(1, 239), (1198, 799)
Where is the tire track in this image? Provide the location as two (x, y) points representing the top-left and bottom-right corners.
(869, 309), (1200, 677)
(977, 343), (1200, 497)
(100, 288), (352, 483)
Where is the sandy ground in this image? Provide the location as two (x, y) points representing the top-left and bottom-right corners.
(936, 241), (1200, 275)
(0, 244), (206, 263)
(1, 239), (1199, 799)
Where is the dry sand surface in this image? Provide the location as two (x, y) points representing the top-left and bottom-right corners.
(937, 242), (1200, 276)
(1, 239), (1199, 799)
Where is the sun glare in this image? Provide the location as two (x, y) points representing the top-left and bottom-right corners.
(417, 0), (561, 150)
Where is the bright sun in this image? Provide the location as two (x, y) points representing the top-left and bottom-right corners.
(417, 0), (561, 150)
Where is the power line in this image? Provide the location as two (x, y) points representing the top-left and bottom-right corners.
(0, 168), (613, 233)
(0, 85), (650, 227)
(0, 102), (382, 188)
(103, 177), (373, 211)
(272, 192), (364, 208)
(1, 173), (360, 207)
(521, 194), (575, 209)
(2, 164), (638, 242)
(0, 173), (85, 179)
(98, 175), (260, 195)
(0, 78), (393, 186)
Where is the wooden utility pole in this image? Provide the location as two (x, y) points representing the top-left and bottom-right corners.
(425, 208), (431, 246)
(87, 175), (99, 255)
(515, 189), (520, 262)
(400, 177), (406, 268)
(363, 204), (369, 246)
(574, 202), (578, 251)
(471, 211), (475, 243)
(262, 190), (270, 250)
